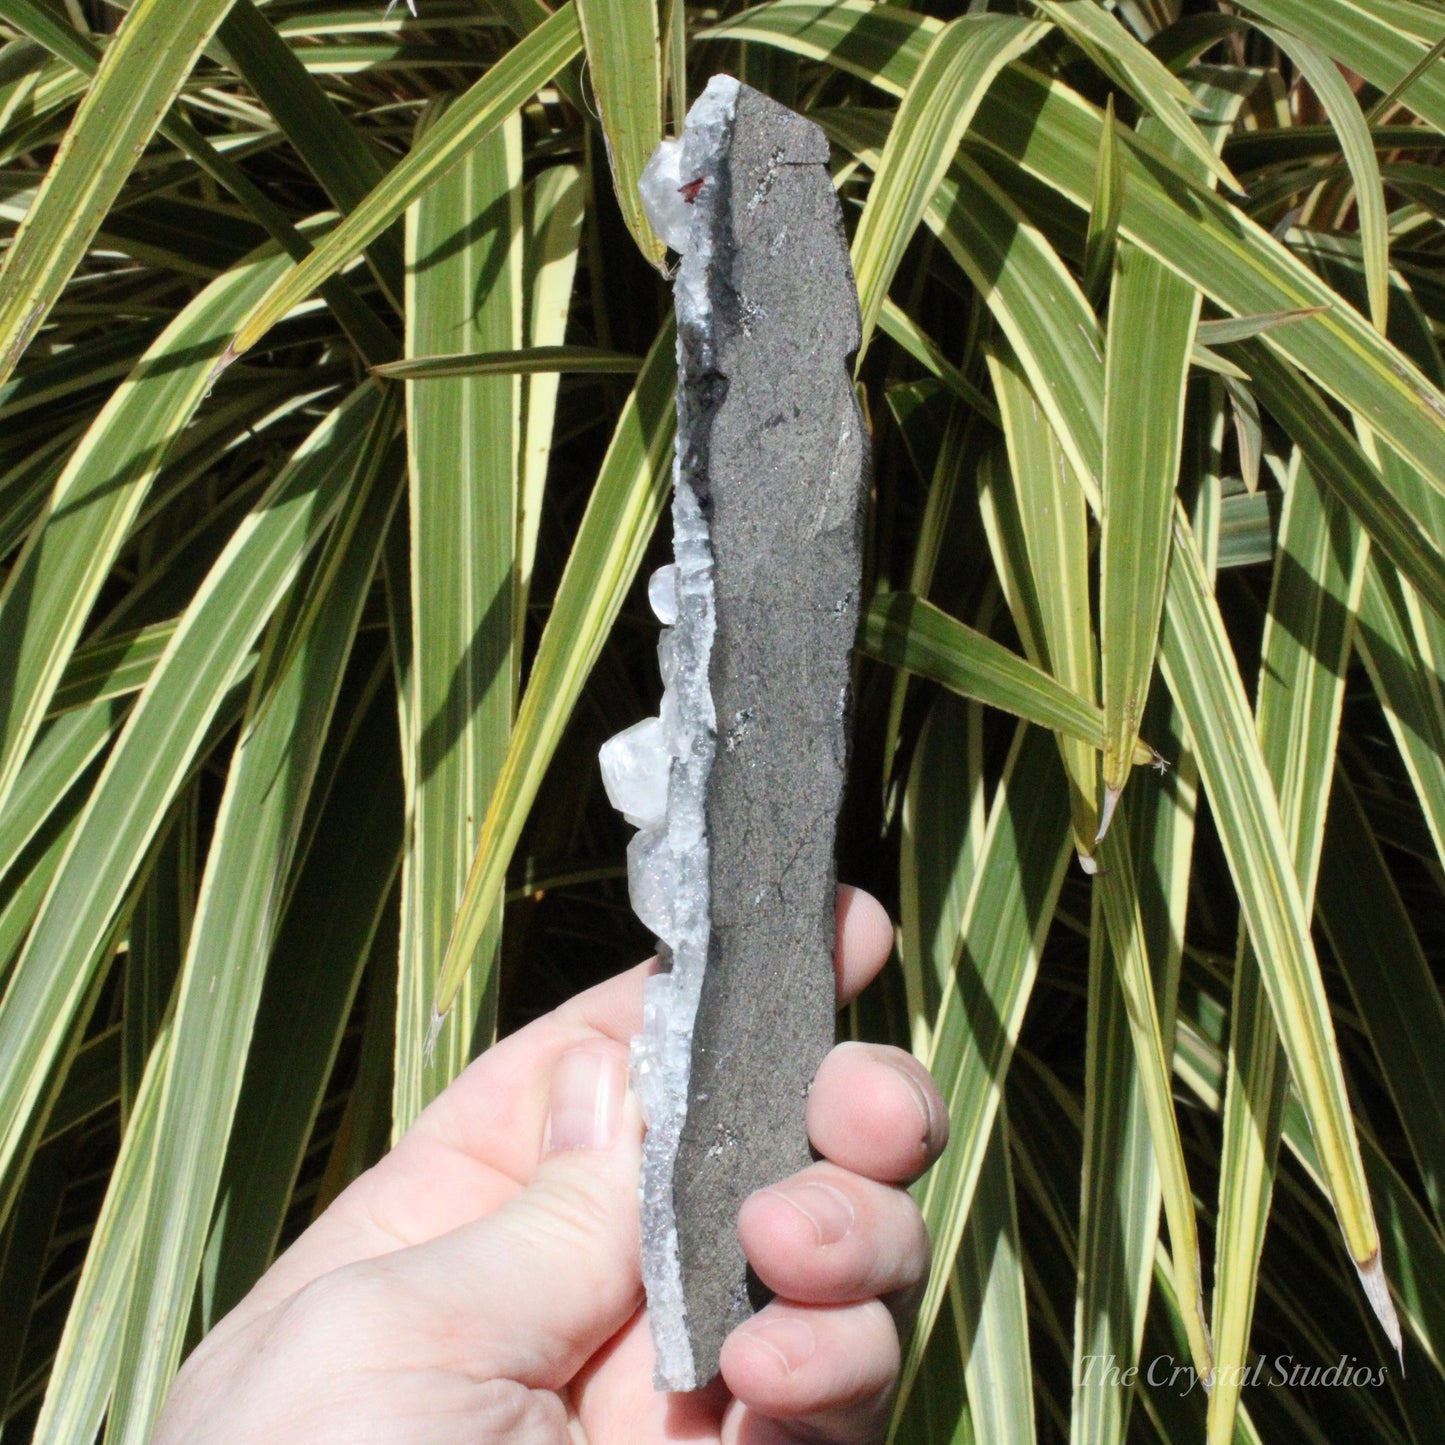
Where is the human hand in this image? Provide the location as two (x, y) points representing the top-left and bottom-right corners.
(155, 886), (949, 1444)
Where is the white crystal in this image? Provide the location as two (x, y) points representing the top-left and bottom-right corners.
(602, 73), (740, 1394)
(639, 139), (692, 254)
(626, 826), (679, 944)
(648, 563), (679, 625)
(599, 717), (671, 828)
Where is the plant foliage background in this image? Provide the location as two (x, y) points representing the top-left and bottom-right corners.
(0, 0), (1444, 1440)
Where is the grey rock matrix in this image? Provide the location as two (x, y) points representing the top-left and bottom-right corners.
(602, 75), (869, 1390)
(670, 84), (869, 1385)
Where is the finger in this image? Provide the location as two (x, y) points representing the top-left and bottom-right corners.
(236, 888), (895, 1326)
(832, 886), (892, 1006)
(719, 1300), (898, 1445)
(738, 1162), (929, 1306)
(316, 1041), (647, 1392)
(571, 1305), (729, 1444)
(807, 1042), (948, 1185)
(384, 886), (888, 1197)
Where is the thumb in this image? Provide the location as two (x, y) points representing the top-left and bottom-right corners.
(402, 1041), (646, 1390)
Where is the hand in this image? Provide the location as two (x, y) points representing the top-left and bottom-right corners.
(156, 887), (949, 1444)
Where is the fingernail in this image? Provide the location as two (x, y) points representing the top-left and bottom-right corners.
(546, 1046), (625, 1151)
(739, 1316), (816, 1374)
(765, 1181), (855, 1245)
(886, 1057), (937, 1145)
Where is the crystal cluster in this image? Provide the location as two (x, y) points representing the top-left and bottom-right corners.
(597, 73), (740, 1392)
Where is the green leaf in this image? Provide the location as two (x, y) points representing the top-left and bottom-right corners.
(0, 240), (303, 834)
(517, 165), (588, 638)
(48, 621), (176, 718)
(969, 64), (1445, 509)
(1098, 241), (1201, 804)
(202, 673), (402, 1324)
(1195, 307), (1328, 344)
(0, 382), (384, 1227)
(436, 319), (676, 1019)
(1231, 0), (1445, 134)
(823, 106), (1107, 503)
(1355, 557), (1445, 870)
(1082, 93), (1123, 304)
(1158, 502), (1395, 1340)
(214, 0), (405, 310)
(1238, 340), (1445, 623)
(862, 591), (1157, 767)
(228, 3), (585, 359)
(576, 0), (664, 271)
(373, 344), (641, 381)
(1320, 772), (1445, 1232)
(0, 0), (238, 383)
(985, 343), (1097, 851)
(958, 1111), (1036, 1445)
(1261, 24), (1390, 333)
(106, 394), (403, 1443)
(1033, 0), (1242, 193)
(701, 0), (936, 99)
(29, 1022), (171, 1445)
(850, 13), (1048, 356)
(395, 113), (521, 1125)
(894, 724), (1073, 1426)
(1208, 458), (1364, 1445)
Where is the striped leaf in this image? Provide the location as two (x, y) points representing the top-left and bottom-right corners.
(576, 0), (664, 270)
(0, 0), (237, 383)
(395, 113), (522, 1125)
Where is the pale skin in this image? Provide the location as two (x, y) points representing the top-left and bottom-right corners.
(156, 887), (949, 1445)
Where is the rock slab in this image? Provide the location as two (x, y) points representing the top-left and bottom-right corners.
(669, 83), (869, 1384)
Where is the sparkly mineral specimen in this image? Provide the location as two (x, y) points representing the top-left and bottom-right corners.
(599, 75), (869, 1390)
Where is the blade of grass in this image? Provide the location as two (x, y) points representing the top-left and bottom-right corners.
(203, 661), (402, 1324)
(28, 1021), (171, 1445)
(1094, 818), (1213, 1383)
(516, 165), (587, 648)
(575, 0), (663, 271)
(214, 0), (404, 309)
(1098, 239), (1201, 824)
(1208, 456), (1365, 1445)
(862, 591), (1156, 767)
(227, 3), (583, 361)
(0, 238), (306, 826)
(0, 0), (239, 383)
(1261, 24), (1390, 333)
(1159, 501), (1397, 1350)
(849, 13), (1048, 356)
(986, 344), (1097, 854)
(374, 344), (638, 381)
(1082, 93), (1123, 304)
(395, 113), (521, 1122)
(1319, 772), (1445, 1231)
(1356, 557), (1445, 873)
(820, 108), (1107, 505)
(1073, 683), (1199, 1445)
(1032, 0), (1241, 192)
(435, 319), (674, 1020)
(959, 1109), (1037, 1445)
(0, 382), (383, 1228)
(892, 723), (1073, 1431)
(1236, 339), (1445, 623)
(120, 786), (194, 1125)
(47, 621), (176, 717)
(106, 400), (402, 1443)
(756, 13), (1445, 508)
(899, 687), (987, 1058)
(0, 705), (119, 889)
